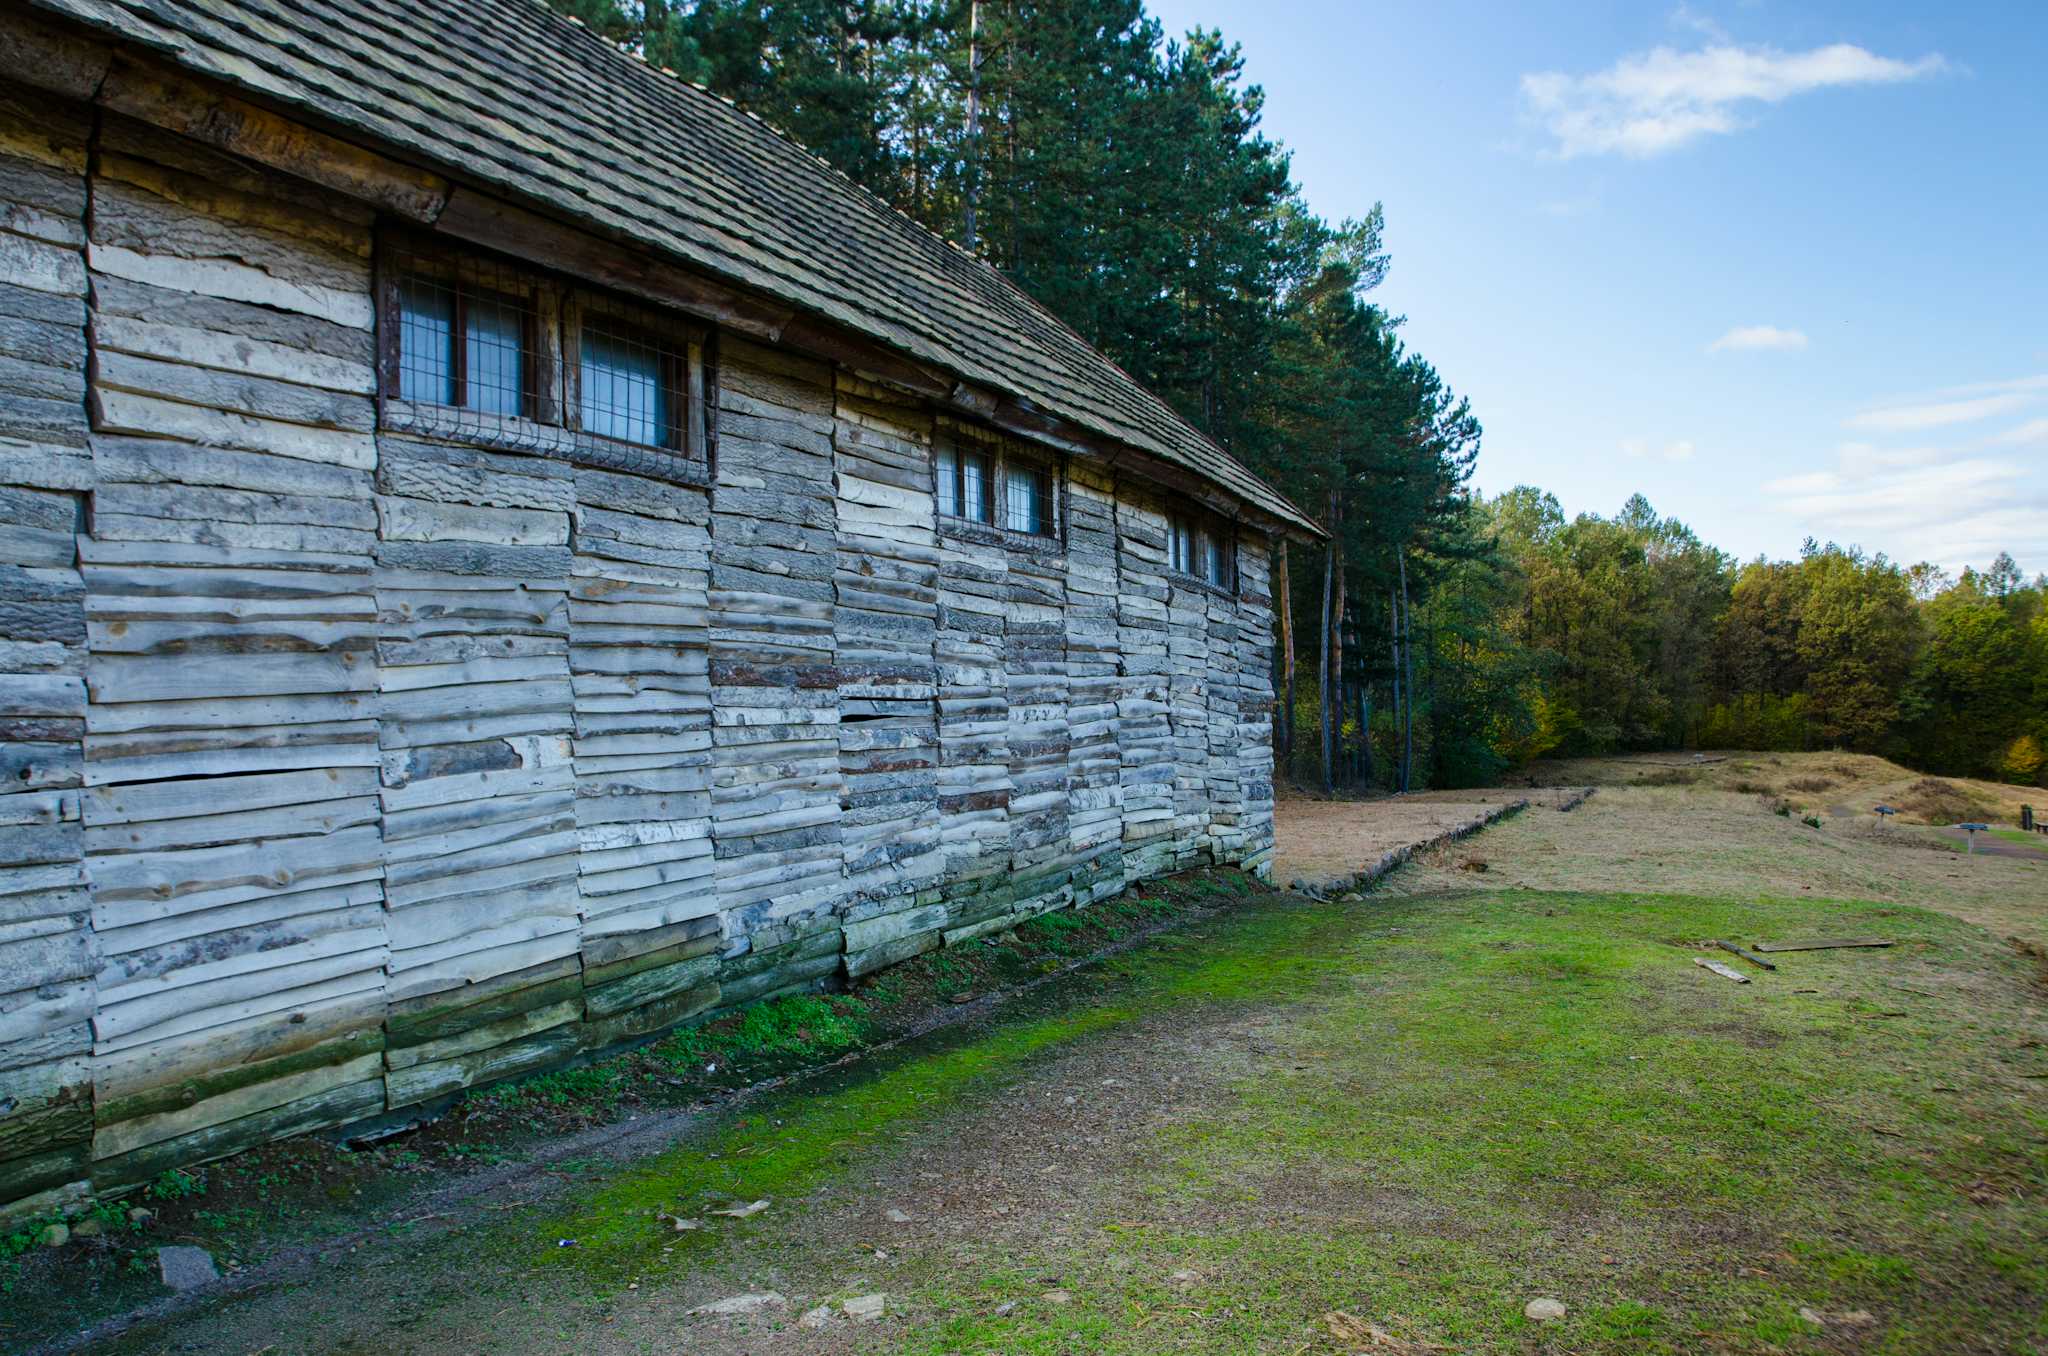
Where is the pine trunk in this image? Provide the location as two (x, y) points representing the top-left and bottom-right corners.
(1275, 538), (1294, 773)
(1328, 533), (1346, 785)
(1318, 526), (1335, 795)
(962, 0), (981, 249)
(1399, 551), (1414, 793)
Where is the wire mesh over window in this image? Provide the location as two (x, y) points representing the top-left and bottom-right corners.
(384, 245), (546, 440)
(577, 317), (679, 450)
(1169, 507), (1234, 590)
(936, 443), (994, 525)
(379, 236), (710, 480)
(1003, 463), (1053, 536)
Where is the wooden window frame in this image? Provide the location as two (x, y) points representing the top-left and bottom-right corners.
(376, 234), (563, 437)
(562, 291), (713, 481)
(375, 230), (712, 484)
(1166, 501), (1239, 595)
(933, 426), (1062, 552)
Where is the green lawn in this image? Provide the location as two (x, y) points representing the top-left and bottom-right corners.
(853, 889), (2048, 1354)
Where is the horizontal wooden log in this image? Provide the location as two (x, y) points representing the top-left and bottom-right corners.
(96, 56), (448, 222)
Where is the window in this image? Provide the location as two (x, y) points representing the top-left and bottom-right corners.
(935, 443), (993, 525)
(1168, 506), (1235, 590)
(378, 234), (711, 480)
(1004, 463), (1052, 536)
(566, 296), (706, 464)
(934, 433), (1057, 542)
(387, 249), (540, 420)
(578, 325), (670, 447)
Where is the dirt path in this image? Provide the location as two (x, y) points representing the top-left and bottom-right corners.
(64, 787), (2048, 1356)
(1931, 825), (2048, 860)
(1271, 787), (1584, 885)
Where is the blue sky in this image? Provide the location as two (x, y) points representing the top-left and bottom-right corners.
(1145, 0), (2048, 577)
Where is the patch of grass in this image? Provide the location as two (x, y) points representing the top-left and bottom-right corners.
(1896, 777), (1996, 825)
(474, 1062), (634, 1114)
(146, 1167), (205, 1202)
(655, 993), (875, 1072)
(987, 888), (2048, 1355)
(1785, 774), (1835, 792)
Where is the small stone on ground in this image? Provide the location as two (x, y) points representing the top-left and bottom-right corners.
(688, 1291), (787, 1316)
(843, 1292), (887, 1322)
(1523, 1297), (1566, 1322)
(157, 1245), (219, 1291)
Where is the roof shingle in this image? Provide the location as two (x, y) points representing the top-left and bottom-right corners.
(35, 0), (1319, 536)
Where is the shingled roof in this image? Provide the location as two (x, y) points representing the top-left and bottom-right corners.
(32, 0), (1319, 537)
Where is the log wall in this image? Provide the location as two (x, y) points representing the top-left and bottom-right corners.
(0, 96), (1276, 1221)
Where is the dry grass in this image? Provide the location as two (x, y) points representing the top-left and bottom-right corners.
(1525, 750), (2038, 827)
(1894, 777), (1999, 826)
(1386, 779), (2048, 947)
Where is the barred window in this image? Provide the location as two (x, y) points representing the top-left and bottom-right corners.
(378, 234), (711, 480)
(567, 298), (706, 467)
(385, 246), (544, 423)
(1169, 505), (1235, 590)
(935, 434), (1056, 542)
(1004, 463), (1052, 535)
(935, 443), (994, 525)
(579, 325), (670, 447)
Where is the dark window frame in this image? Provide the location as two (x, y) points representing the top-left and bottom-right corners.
(932, 427), (1063, 551)
(1166, 501), (1239, 595)
(562, 290), (713, 474)
(375, 231), (713, 484)
(376, 236), (559, 428)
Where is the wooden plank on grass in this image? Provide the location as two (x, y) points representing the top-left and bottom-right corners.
(1693, 957), (1750, 983)
(1751, 938), (1894, 953)
(1717, 940), (1776, 971)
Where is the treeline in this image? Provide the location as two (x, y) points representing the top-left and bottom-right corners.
(554, 0), (2046, 790)
(1374, 495), (2047, 788)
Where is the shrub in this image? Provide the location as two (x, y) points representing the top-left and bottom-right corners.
(1896, 777), (1993, 825)
(2001, 733), (2045, 786)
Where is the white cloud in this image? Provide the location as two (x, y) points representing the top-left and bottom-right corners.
(1845, 391), (2031, 433)
(1992, 417), (2048, 446)
(1521, 42), (1947, 159)
(1764, 445), (2047, 575)
(1622, 437), (1697, 463)
(1930, 372), (2048, 399)
(1669, 4), (1730, 45)
(1708, 324), (1808, 353)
